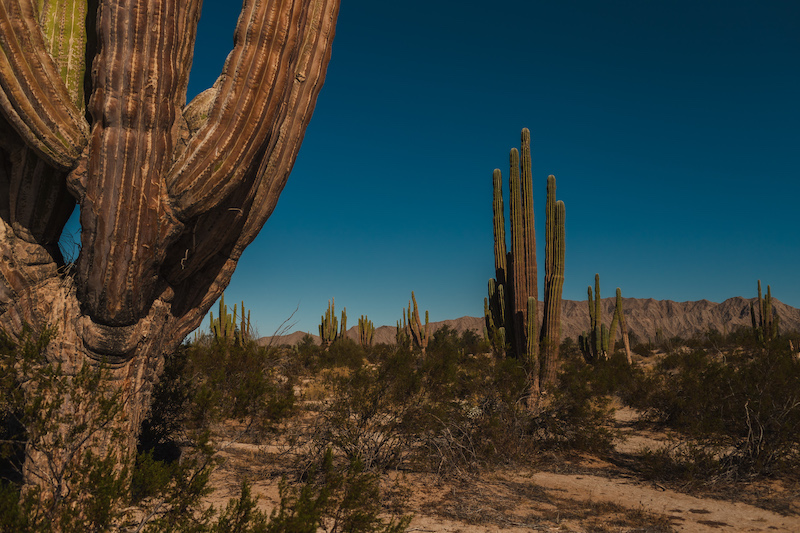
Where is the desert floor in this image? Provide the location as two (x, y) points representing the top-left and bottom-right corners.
(203, 404), (800, 533)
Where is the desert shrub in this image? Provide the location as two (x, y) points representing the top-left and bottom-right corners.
(584, 351), (642, 397)
(270, 449), (410, 533)
(322, 337), (366, 370)
(529, 353), (614, 453)
(305, 348), (423, 471)
(303, 328), (616, 476)
(0, 325), (140, 532)
(632, 441), (728, 486)
(177, 336), (295, 440)
(626, 340), (800, 477)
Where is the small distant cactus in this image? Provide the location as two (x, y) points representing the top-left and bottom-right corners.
(396, 317), (410, 347)
(320, 298), (347, 347)
(402, 291), (430, 355)
(358, 315), (375, 348)
(751, 280), (780, 344)
(209, 293), (252, 344)
(615, 288), (633, 364)
(579, 275), (630, 363)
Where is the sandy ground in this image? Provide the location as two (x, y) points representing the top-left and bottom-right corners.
(202, 406), (799, 532)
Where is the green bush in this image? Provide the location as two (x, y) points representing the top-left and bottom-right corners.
(625, 338), (800, 477)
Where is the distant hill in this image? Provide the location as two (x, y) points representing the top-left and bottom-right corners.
(258, 297), (800, 346)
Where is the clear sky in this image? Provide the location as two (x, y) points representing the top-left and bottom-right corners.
(62, 1), (800, 337)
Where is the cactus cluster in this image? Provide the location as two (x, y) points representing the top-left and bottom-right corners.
(398, 292), (430, 354)
(579, 275), (631, 363)
(209, 293), (252, 344)
(358, 315), (375, 348)
(484, 129), (566, 393)
(320, 298), (347, 347)
(751, 280), (779, 344)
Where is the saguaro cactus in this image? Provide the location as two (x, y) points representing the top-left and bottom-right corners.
(320, 298), (347, 347)
(615, 288), (633, 364)
(580, 274), (605, 362)
(210, 294), (253, 344)
(579, 276), (631, 363)
(751, 280), (779, 344)
(358, 315), (374, 348)
(403, 291), (430, 355)
(0, 0), (340, 492)
(484, 129), (566, 395)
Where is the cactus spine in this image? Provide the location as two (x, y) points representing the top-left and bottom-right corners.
(484, 129), (566, 394)
(751, 280), (779, 344)
(358, 315), (375, 348)
(320, 298), (347, 347)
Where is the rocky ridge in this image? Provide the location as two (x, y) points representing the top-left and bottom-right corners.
(259, 297), (800, 347)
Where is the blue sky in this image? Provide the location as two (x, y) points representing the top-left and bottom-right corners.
(64, 1), (800, 336)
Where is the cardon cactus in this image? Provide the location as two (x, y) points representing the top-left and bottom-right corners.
(319, 298), (346, 348)
(403, 291), (430, 355)
(209, 293), (252, 344)
(0, 0), (340, 494)
(579, 275), (631, 363)
(580, 274), (606, 362)
(615, 288), (633, 364)
(358, 315), (375, 348)
(751, 280), (779, 344)
(484, 129), (566, 395)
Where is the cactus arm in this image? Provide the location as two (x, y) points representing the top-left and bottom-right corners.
(594, 274), (603, 359)
(608, 306), (619, 354)
(37, 0), (90, 109)
(764, 285), (773, 337)
(520, 128), (538, 347)
(526, 296), (539, 395)
(0, 0), (89, 169)
(587, 285), (595, 360)
(616, 288), (633, 364)
(492, 168), (507, 285)
(509, 146), (525, 357)
(167, 0), (340, 219)
(539, 177), (565, 386)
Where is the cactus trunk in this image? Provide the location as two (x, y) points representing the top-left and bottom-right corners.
(0, 0), (340, 495)
(485, 129), (566, 400)
(539, 175), (565, 387)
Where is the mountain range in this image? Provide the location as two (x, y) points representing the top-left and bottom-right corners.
(259, 297), (800, 347)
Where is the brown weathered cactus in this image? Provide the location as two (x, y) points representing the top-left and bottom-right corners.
(0, 0), (340, 492)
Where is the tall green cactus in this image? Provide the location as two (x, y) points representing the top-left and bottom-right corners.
(615, 288), (633, 364)
(319, 298), (347, 348)
(358, 315), (375, 348)
(403, 291), (430, 355)
(579, 276), (630, 363)
(751, 280), (779, 344)
(209, 293), (252, 344)
(539, 175), (566, 386)
(210, 293), (234, 340)
(580, 274), (606, 361)
(484, 129), (566, 393)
